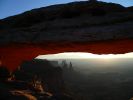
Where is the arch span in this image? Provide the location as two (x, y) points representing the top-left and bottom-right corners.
(0, 39), (133, 70)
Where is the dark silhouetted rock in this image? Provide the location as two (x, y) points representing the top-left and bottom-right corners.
(51, 93), (74, 100)
(14, 59), (64, 93)
(0, 66), (10, 81)
(0, 1), (132, 44)
(127, 6), (133, 12)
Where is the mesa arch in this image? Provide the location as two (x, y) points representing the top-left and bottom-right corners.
(0, 39), (133, 71)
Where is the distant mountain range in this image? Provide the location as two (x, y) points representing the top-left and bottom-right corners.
(0, 1), (133, 44)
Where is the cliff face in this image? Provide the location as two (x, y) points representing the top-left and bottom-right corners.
(0, 60), (73, 100)
(0, 2), (133, 99)
(0, 1), (133, 70)
(0, 1), (133, 43)
(14, 59), (64, 93)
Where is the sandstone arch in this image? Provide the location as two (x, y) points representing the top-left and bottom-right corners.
(0, 39), (133, 71)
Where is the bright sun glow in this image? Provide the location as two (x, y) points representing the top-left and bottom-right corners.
(36, 52), (133, 59)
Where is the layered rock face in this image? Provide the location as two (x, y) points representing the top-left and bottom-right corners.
(0, 60), (72, 100)
(0, 1), (133, 43)
(0, 1), (133, 70)
(15, 59), (64, 93)
(0, 1), (133, 100)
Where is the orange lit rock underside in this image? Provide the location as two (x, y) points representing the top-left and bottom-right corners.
(0, 39), (133, 70)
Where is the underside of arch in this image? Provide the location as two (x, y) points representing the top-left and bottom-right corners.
(0, 39), (133, 70)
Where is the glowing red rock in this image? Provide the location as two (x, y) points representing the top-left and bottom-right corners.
(0, 39), (133, 71)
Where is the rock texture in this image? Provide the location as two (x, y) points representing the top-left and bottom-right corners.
(0, 1), (133, 44)
(0, 60), (73, 100)
(16, 59), (64, 93)
(0, 1), (133, 70)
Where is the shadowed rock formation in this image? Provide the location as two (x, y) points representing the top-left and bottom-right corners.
(0, 1), (133, 70)
(0, 1), (132, 43)
(14, 59), (64, 93)
(0, 60), (73, 100)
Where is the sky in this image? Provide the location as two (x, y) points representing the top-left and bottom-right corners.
(36, 52), (133, 59)
(36, 52), (133, 69)
(0, 0), (133, 19)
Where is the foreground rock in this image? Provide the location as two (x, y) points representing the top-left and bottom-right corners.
(0, 60), (74, 100)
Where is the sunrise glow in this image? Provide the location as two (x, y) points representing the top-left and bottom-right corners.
(36, 52), (133, 59)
